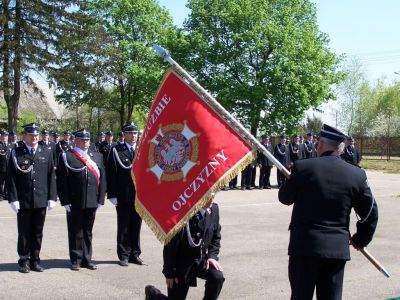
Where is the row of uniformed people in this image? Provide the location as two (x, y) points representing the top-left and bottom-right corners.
(6, 122), (144, 273)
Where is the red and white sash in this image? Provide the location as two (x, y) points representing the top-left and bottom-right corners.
(72, 149), (100, 186)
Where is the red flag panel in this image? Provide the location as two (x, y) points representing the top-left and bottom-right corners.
(133, 69), (254, 243)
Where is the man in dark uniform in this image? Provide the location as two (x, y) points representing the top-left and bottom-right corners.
(344, 136), (362, 166)
(278, 124), (378, 300)
(274, 135), (288, 188)
(117, 131), (124, 145)
(257, 134), (273, 189)
(94, 132), (105, 151)
(52, 131), (60, 144)
(56, 129), (106, 271)
(38, 129), (55, 150)
(7, 123), (57, 273)
(106, 122), (144, 266)
(145, 194), (225, 300)
(288, 134), (303, 168)
(9, 130), (18, 146)
(55, 131), (73, 168)
(99, 130), (115, 163)
(0, 130), (10, 199)
(304, 133), (316, 159)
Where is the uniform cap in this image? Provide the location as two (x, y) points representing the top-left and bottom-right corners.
(99, 132), (106, 137)
(72, 128), (90, 140)
(105, 130), (113, 136)
(319, 124), (346, 142)
(261, 134), (269, 139)
(63, 130), (71, 136)
(122, 122), (138, 133)
(22, 123), (40, 135)
(41, 129), (49, 135)
(8, 130), (16, 136)
(0, 129), (9, 135)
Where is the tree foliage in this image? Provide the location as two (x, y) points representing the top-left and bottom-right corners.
(83, 0), (178, 127)
(0, 0), (90, 131)
(177, 0), (343, 135)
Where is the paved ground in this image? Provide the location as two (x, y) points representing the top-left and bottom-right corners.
(0, 169), (399, 299)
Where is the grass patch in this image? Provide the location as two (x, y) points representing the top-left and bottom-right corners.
(360, 159), (400, 174)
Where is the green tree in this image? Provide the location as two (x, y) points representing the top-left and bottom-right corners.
(178, 0), (343, 135)
(303, 114), (323, 134)
(0, 0), (90, 131)
(84, 0), (178, 127)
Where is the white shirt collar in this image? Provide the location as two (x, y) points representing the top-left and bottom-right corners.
(74, 146), (88, 157)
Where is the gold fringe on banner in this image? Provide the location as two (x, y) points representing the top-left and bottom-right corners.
(133, 150), (257, 245)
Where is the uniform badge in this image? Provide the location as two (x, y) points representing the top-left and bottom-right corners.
(148, 122), (199, 183)
(89, 153), (93, 157)
(24, 160), (29, 164)
(38, 148), (42, 152)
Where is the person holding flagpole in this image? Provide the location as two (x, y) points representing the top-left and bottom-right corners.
(56, 129), (106, 271)
(106, 122), (144, 266)
(279, 124), (378, 300)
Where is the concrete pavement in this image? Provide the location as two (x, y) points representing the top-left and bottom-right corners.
(0, 169), (399, 299)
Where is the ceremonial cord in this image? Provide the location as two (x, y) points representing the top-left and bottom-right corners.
(275, 144), (286, 156)
(112, 147), (132, 170)
(11, 149), (33, 173)
(186, 222), (202, 248)
(62, 152), (87, 173)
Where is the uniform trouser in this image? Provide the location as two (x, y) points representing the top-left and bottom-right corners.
(228, 176), (237, 188)
(241, 165), (253, 187)
(168, 266), (225, 300)
(17, 208), (47, 267)
(250, 166), (256, 187)
(0, 171), (7, 196)
(277, 169), (286, 187)
(289, 256), (346, 300)
(66, 208), (96, 265)
(259, 166), (272, 188)
(116, 202), (142, 260)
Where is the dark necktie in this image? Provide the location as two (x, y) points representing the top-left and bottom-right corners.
(31, 148), (35, 155)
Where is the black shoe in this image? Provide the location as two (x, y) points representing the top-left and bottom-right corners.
(19, 264), (30, 273)
(145, 285), (167, 300)
(82, 262), (97, 270)
(265, 186), (272, 189)
(70, 264), (80, 271)
(258, 187), (263, 190)
(129, 256), (144, 265)
(241, 186), (246, 191)
(245, 186), (252, 190)
(118, 259), (129, 267)
(30, 264), (44, 272)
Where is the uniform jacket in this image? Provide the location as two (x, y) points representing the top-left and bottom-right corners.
(303, 141), (316, 159)
(344, 145), (361, 166)
(288, 142), (303, 164)
(257, 143), (274, 167)
(274, 143), (288, 167)
(106, 143), (136, 205)
(163, 203), (221, 286)
(7, 143), (57, 208)
(0, 141), (11, 173)
(56, 148), (106, 208)
(279, 151), (378, 260)
(55, 140), (73, 167)
(99, 141), (115, 163)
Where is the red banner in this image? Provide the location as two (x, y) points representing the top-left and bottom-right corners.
(132, 69), (255, 244)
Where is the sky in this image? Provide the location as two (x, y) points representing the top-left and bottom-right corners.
(157, 0), (400, 126)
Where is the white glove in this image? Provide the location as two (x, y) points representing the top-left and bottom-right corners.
(97, 203), (103, 210)
(10, 201), (20, 214)
(64, 204), (71, 212)
(109, 197), (118, 206)
(47, 200), (56, 210)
